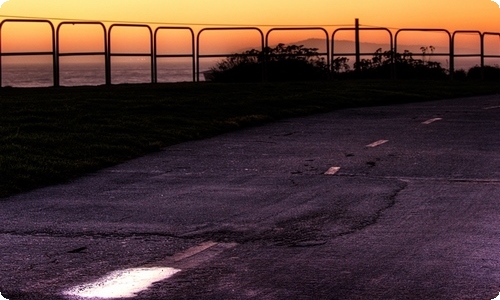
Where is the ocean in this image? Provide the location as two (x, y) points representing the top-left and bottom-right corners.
(0, 59), (218, 88)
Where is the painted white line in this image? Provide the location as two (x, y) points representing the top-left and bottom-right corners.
(324, 167), (341, 175)
(0, 292), (9, 300)
(422, 118), (443, 125)
(483, 105), (500, 110)
(63, 267), (181, 299)
(366, 140), (389, 148)
(62, 241), (221, 299)
(172, 241), (218, 262)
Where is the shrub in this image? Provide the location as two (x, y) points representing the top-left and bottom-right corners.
(467, 65), (500, 80)
(209, 44), (329, 82)
(333, 47), (448, 80)
(209, 44), (498, 82)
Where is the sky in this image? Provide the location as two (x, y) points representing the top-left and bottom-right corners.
(0, 0), (499, 29)
(0, 0), (500, 54)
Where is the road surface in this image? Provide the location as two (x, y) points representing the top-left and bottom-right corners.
(1, 95), (499, 299)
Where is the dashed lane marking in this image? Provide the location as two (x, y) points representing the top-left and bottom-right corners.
(422, 118), (443, 125)
(63, 267), (181, 299)
(483, 105), (500, 110)
(324, 167), (341, 175)
(366, 140), (389, 148)
(171, 241), (218, 262)
(62, 241), (236, 299)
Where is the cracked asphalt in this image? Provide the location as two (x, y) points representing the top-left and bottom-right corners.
(1, 95), (499, 299)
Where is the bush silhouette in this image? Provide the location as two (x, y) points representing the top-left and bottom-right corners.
(208, 44), (329, 82)
(466, 65), (500, 80)
(209, 43), (498, 81)
(333, 47), (448, 80)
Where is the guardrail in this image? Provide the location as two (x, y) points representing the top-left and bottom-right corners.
(196, 27), (264, 82)
(0, 19), (57, 86)
(57, 21), (108, 85)
(155, 26), (195, 83)
(1, 18), (500, 87)
(332, 25), (393, 76)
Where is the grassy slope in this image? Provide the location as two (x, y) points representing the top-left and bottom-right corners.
(1, 79), (499, 198)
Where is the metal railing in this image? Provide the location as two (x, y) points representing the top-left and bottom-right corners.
(56, 21), (108, 86)
(108, 24), (154, 84)
(154, 27), (195, 83)
(0, 19), (57, 86)
(394, 29), (452, 78)
(482, 32), (500, 66)
(196, 27), (264, 81)
(1, 17), (500, 87)
(332, 26), (393, 76)
(266, 27), (330, 66)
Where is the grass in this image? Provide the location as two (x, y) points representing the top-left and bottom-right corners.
(1, 79), (500, 199)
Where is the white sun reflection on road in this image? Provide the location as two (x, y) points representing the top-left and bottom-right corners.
(64, 267), (181, 299)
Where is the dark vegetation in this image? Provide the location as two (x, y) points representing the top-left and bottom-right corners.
(210, 44), (500, 81)
(2, 80), (500, 199)
(208, 44), (330, 82)
(334, 46), (448, 80)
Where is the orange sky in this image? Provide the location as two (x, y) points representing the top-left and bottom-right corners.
(1, 0), (500, 54)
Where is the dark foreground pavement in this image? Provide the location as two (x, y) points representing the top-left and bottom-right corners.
(1, 95), (499, 300)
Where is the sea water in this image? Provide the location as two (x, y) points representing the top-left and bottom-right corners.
(0, 59), (218, 87)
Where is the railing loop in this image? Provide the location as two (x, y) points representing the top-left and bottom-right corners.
(196, 27), (265, 82)
(154, 27), (195, 83)
(394, 28), (452, 79)
(0, 19), (57, 87)
(108, 24), (154, 84)
(56, 22), (108, 85)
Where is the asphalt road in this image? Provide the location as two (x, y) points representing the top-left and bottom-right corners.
(1, 95), (499, 300)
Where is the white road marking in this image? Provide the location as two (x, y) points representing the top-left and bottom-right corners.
(483, 105), (500, 110)
(63, 267), (181, 299)
(62, 241), (228, 299)
(324, 167), (341, 175)
(422, 118), (442, 125)
(366, 140), (389, 148)
(171, 241), (218, 262)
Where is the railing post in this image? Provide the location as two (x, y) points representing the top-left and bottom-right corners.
(355, 18), (361, 73)
(105, 27), (111, 85)
(53, 28), (59, 87)
(0, 22), (3, 87)
(480, 33), (485, 80)
(449, 36), (454, 80)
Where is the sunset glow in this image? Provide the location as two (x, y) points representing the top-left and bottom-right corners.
(1, 0), (499, 49)
(0, 0), (499, 30)
(1, 0), (500, 84)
